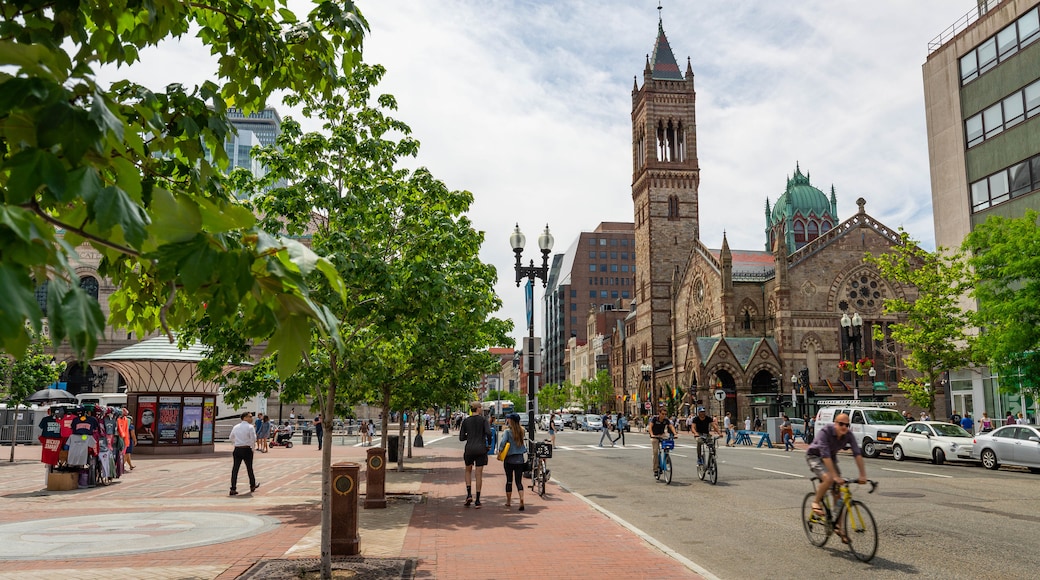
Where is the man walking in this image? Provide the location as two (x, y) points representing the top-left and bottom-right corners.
(229, 411), (259, 496)
(598, 412), (614, 447)
(459, 401), (493, 508)
(314, 414), (324, 451)
(612, 413), (627, 446)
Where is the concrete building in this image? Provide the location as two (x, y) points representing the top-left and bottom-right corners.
(542, 222), (636, 387)
(923, 0), (1040, 422)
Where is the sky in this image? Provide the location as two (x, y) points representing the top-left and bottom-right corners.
(103, 0), (980, 348)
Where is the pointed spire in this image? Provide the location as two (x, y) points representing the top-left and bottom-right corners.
(686, 56), (694, 78)
(650, 6), (683, 81)
(633, 75), (638, 92)
(830, 185), (838, 217)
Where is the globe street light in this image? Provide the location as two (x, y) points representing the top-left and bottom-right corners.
(868, 366), (877, 401)
(841, 311), (863, 400)
(511, 223), (553, 450)
(641, 363), (653, 414)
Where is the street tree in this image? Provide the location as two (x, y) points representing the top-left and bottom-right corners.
(537, 383), (569, 414)
(864, 230), (974, 417)
(577, 370), (613, 412)
(0, 1), (366, 369)
(185, 65), (508, 577)
(1, 332), (65, 461)
(963, 210), (1040, 403)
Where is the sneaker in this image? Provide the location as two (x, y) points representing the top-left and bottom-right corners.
(229, 490), (239, 496)
(474, 500), (482, 509)
(697, 459), (704, 466)
(250, 483), (260, 492)
(464, 496), (472, 507)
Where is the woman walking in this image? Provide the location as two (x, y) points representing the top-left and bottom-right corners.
(498, 413), (529, 511)
(258, 415), (271, 452)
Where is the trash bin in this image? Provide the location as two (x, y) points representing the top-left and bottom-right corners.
(302, 428), (312, 445)
(387, 435), (399, 463)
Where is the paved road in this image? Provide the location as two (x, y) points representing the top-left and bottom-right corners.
(455, 427), (1040, 578)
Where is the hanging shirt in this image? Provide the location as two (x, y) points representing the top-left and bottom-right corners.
(38, 416), (62, 438)
(70, 415), (99, 436)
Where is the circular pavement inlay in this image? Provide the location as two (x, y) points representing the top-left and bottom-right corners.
(0, 511), (279, 560)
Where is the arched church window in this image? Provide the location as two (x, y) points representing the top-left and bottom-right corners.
(668, 195), (679, 219)
(743, 310), (752, 330)
(80, 276), (99, 300)
(793, 220), (806, 245)
(807, 220), (819, 241)
(34, 281), (49, 316)
(821, 220), (832, 233)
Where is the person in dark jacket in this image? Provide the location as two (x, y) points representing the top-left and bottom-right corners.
(459, 401), (493, 508)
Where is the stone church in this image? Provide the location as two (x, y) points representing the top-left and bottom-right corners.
(621, 17), (920, 422)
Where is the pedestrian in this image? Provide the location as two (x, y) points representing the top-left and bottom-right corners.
(1005, 411), (1015, 427)
(960, 412), (974, 434)
(229, 411), (259, 496)
(1017, 412), (1027, 425)
(258, 414), (271, 452)
(744, 416), (751, 431)
(125, 409), (137, 470)
(723, 412), (733, 447)
(313, 414), (324, 450)
(459, 401), (493, 508)
(498, 413), (528, 511)
(754, 415), (762, 432)
(366, 419), (376, 445)
(980, 412), (993, 432)
(598, 412), (614, 447)
(613, 413), (627, 446)
(781, 414), (795, 451)
(548, 411), (558, 447)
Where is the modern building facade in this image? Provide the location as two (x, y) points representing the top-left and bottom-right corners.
(542, 222), (636, 387)
(923, 0), (1040, 422)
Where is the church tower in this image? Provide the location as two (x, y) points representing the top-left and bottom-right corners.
(632, 10), (699, 377)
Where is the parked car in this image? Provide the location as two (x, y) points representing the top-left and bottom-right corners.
(971, 424), (1040, 472)
(790, 418), (805, 437)
(892, 421), (976, 465)
(558, 413), (573, 430)
(581, 414), (603, 431)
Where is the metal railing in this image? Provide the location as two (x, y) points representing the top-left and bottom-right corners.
(927, 0), (1004, 55)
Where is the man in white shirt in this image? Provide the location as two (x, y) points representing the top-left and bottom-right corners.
(229, 411), (259, 496)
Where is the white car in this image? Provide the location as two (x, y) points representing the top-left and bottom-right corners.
(581, 415), (603, 431)
(971, 424), (1040, 472)
(892, 421), (976, 465)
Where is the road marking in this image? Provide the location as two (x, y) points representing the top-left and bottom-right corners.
(671, 453), (689, 458)
(423, 436), (451, 445)
(760, 453), (790, 459)
(881, 467), (953, 478)
(559, 484), (722, 580)
(753, 467), (805, 478)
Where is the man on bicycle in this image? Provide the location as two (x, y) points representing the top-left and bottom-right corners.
(805, 413), (867, 530)
(690, 407), (720, 466)
(649, 405), (677, 475)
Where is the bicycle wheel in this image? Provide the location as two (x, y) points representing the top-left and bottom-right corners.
(697, 455), (707, 480)
(663, 454), (673, 484)
(801, 492), (831, 547)
(707, 454), (718, 485)
(844, 500), (878, 562)
(535, 460), (547, 497)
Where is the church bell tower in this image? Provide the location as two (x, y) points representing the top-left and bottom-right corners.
(632, 10), (700, 375)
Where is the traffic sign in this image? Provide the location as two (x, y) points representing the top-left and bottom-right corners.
(644, 402), (651, 410)
(714, 389), (726, 402)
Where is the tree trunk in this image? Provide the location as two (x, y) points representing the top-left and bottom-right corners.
(8, 406), (20, 463)
(319, 350), (338, 580)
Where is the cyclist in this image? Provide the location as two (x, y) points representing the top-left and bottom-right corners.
(805, 412), (867, 541)
(649, 405), (677, 476)
(690, 407), (720, 466)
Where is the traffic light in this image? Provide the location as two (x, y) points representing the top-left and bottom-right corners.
(770, 377), (779, 390)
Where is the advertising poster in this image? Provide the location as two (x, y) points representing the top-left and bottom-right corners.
(182, 397), (203, 443)
(202, 399), (215, 444)
(136, 397), (157, 444)
(158, 396), (181, 444)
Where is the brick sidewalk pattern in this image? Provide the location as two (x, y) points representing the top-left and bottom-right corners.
(0, 433), (704, 579)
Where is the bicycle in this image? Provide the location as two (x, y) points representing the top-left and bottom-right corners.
(529, 440), (552, 497)
(653, 436), (674, 484)
(696, 435), (720, 485)
(802, 477), (879, 562)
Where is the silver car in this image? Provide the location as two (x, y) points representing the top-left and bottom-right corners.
(971, 424), (1040, 472)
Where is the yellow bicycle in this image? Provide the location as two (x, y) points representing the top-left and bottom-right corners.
(802, 477), (879, 562)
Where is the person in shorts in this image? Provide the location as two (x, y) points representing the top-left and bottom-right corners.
(805, 412), (867, 540)
(459, 401), (493, 508)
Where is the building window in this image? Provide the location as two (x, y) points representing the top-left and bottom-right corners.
(969, 151), (1040, 213)
(793, 220), (806, 244)
(571, 303), (577, 311)
(807, 221), (819, 242)
(590, 291), (596, 298)
(611, 291), (619, 299)
(622, 291), (630, 299)
(668, 195), (679, 219)
(34, 281), (48, 316)
(80, 276), (99, 300)
(610, 252), (617, 259)
(589, 251), (596, 258)
(611, 239), (618, 246)
(600, 239), (607, 246)
(621, 239), (628, 246)
(589, 238), (596, 246)
(611, 264), (618, 272)
(600, 291), (608, 298)
(960, 7), (1040, 85)
(589, 264), (597, 272)
(570, 289), (577, 298)
(600, 264), (607, 272)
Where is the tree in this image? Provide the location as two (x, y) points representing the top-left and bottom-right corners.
(577, 370), (613, 412)
(1, 332), (64, 461)
(864, 230), (974, 416)
(0, 1), (366, 370)
(537, 382), (569, 414)
(963, 210), (1040, 403)
(186, 65), (509, 579)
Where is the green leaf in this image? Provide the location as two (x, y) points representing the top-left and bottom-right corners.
(146, 188), (202, 244)
(198, 198), (256, 232)
(3, 149), (66, 204)
(59, 285), (106, 360)
(0, 205), (35, 242)
(263, 313), (311, 378)
(89, 91), (125, 143)
(64, 166), (105, 204)
(92, 186), (150, 248)
(0, 264), (42, 341)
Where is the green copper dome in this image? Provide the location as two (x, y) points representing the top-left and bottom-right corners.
(770, 164), (832, 224)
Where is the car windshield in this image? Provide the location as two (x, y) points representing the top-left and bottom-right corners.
(932, 423), (971, 437)
(865, 410), (907, 425)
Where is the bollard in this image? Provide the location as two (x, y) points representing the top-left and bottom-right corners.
(330, 462), (361, 555)
(364, 447), (387, 509)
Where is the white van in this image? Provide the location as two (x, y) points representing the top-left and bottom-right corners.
(75, 393), (127, 408)
(815, 401), (907, 458)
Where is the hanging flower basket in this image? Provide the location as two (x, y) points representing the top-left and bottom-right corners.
(837, 360), (853, 372)
(855, 358), (874, 376)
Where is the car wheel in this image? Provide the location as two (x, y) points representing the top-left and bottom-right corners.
(981, 448), (999, 470)
(892, 444), (904, 461)
(1028, 467), (1040, 474)
(932, 448), (945, 465)
(862, 439), (879, 459)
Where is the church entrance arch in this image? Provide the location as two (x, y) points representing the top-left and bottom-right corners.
(711, 370), (738, 420)
(749, 369), (778, 424)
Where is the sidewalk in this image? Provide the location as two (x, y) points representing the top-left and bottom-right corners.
(0, 434), (704, 579)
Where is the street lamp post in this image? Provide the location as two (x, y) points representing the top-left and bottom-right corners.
(791, 374), (798, 415)
(868, 366), (877, 401)
(641, 364), (652, 414)
(841, 311), (863, 400)
(511, 223), (553, 450)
